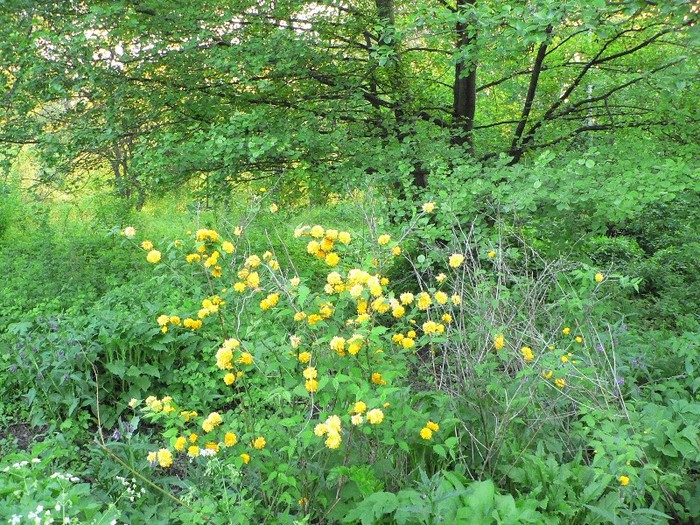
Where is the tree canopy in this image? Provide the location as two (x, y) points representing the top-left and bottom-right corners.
(2, 0), (699, 201)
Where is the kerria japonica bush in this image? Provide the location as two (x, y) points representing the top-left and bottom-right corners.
(117, 198), (629, 516)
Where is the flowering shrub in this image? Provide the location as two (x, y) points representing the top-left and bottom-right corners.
(117, 203), (666, 523)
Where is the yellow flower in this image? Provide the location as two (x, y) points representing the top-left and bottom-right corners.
(399, 292), (414, 305)
(561, 355), (569, 363)
(157, 449), (173, 468)
(392, 305), (405, 318)
(542, 370), (553, 379)
(595, 272), (604, 283)
(187, 446), (199, 458)
(240, 453), (250, 464)
(174, 437), (187, 451)
(436, 273), (446, 283)
(575, 336), (583, 343)
(371, 372), (386, 385)
(314, 423), (328, 437)
(216, 347), (233, 370)
(325, 252), (340, 267)
(422, 202), (435, 213)
(253, 436), (266, 450)
(307, 312), (322, 325)
(221, 241), (235, 254)
(186, 253), (201, 263)
(303, 367), (318, 380)
(141, 240), (154, 251)
(224, 372), (236, 385)
(338, 231), (351, 244)
(392, 246), (401, 256)
(494, 334), (505, 350)
(259, 187), (266, 193)
(378, 234), (391, 245)
(224, 432), (238, 447)
(290, 276), (301, 286)
(521, 347), (534, 362)
(189, 433), (198, 443)
(245, 254), (261, 268)
(426, 421), (439, 432)
(146, 250), (161, 264)
(488, 250), (496, 259)
(122, 226), (136, 238)
(449, 253), (465, 268)
(147, 451), (157, 464)
(326, 415), (341, 433)
(434, 291), (448, 305)
(233, 282), (246, 292)
(555, 378), (566, 388)
(202, 412), (223, 433)
(269, 203), (278, 213)
(298, 351), (311, 364)
(182, 317), (202, 330)
(351, 401), (367, 414)
(420, 427), (433, 440)
(417, 292), (432, 310)
(451, 294), (461, 305)
(619, 475), (630, 486)
(169, 316), (181, 325)
(351, 414), (363, 426)
(325, 432), (342, 449)
(157, 314), (170, 327)
(442, 313), (452, 323)
(346, 284), (363, 299)
(305, 379), (319, 392)
(310, 225), (325, 238)
(366, 408), (384, 424)
(237, 352), (253, 365)
(562, 326), (571, 335)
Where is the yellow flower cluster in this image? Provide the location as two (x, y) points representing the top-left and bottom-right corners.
(295, 225), (351, 266)
(156, 314), (181, 333)
(314, 415), (343, 449)
(419, 420), (440, 440)
(392, 332), (416, 349)
(195, 229), (220, 243)
(303, 366), (318, 392)
(198, 295), (225, 319)
(216, 338), (240, 370)
(183, 318), (203, 330)
(521, 346), (534, 362)
(144, 396), (176, 415)
(422, 321), (445, 336)
(260, 293), (280, 311)
(147, 448), (173, 468)
(202, 412), (223, 433)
